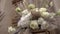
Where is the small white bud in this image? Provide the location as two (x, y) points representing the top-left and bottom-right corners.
(15, 7), (22, 12)
(28, 4), (35, 9)
(8, 26), (16, 33)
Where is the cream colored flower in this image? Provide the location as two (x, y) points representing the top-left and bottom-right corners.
(39, 8), (47, 13)
(30, 20), (38, 29)
(41, 12), (50, 18)
(8, 26), (16, 32)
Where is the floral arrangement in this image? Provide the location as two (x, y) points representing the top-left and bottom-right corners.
(8, 0), (60, 34)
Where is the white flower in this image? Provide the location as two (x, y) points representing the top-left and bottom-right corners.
(8, 26), (16, 32)
(30, 20), (38, 29)
(41, 12), (50, 18)
(39, 8), (47, 13)
(38, 17), (44, 24)
(17, 13), (32, 27)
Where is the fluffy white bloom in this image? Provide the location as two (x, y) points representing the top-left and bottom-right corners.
(17, 13), (32, 27)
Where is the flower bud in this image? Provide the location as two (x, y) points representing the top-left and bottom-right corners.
(15, 7), (22, 12)
(28, 4), (35, 9)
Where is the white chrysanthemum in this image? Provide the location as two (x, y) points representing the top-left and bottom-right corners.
(30, 20), (38, 29)
(39, 8), (47, 13)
